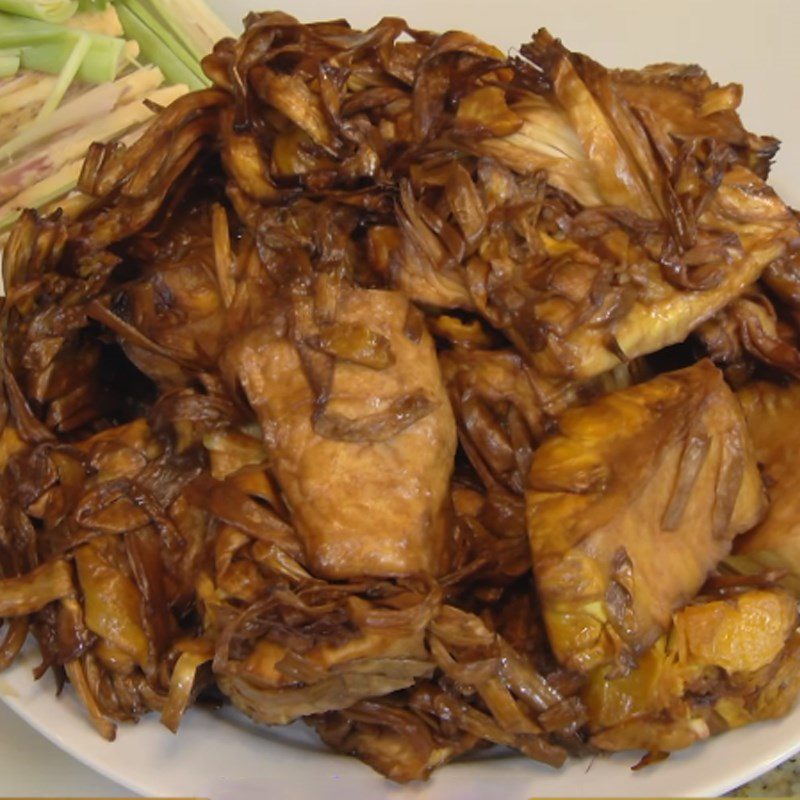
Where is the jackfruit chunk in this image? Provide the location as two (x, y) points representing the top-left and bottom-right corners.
(526, 360), (766, 673)
(734, 381), (800, 591)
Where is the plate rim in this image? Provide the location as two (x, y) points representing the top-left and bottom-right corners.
(4, 652), (800, 799)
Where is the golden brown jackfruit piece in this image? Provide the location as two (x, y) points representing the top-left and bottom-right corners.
(463, 31), (800, 381)
(733, 381), (800, 588)
(526, 360), (766, 673)
(584, 588), (800, 755)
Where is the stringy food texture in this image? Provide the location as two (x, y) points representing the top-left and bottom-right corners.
(1, 10), (800, 783)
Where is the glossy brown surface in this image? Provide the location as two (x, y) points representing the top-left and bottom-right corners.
(527, 361), (766, 673)
(1, 9), (800, 785)
(734, 381), (800, 584)
(228, 288), (456, 578)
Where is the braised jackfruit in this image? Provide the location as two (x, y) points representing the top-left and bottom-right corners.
(526, 360), (766, 673)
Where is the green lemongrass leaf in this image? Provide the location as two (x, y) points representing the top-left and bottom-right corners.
(133, 0), (232, 63)
(0, 11), (126, 81)
(34, 31), (89, 121)
(115, 1), (206, 90)
(0, 0), (77, 23)
(0, 12), (67, 46)
(116, 0), (203, 82)
(21, 33), (126, 82)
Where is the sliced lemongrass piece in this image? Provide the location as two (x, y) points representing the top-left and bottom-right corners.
(118, 0), (199, 71)
(0, 66), (163, 162)
(21, 33), (127, 82)
(0, 157), (83, 231)
(0, 70), (46, 103)
(115, 0), (206, 89)
(0, 73), (55, 114)
(0, 82), (187, 205)
(0, 0), (77, 23)
(135, 0), (232, 63)
(1, 13), (127, 82)
(76, 0), (108, 10)
(122, 38), (139, 64)
(0, 12), (65, 46)
(34, 31), (89, 121)
(0, 117), (154, 237)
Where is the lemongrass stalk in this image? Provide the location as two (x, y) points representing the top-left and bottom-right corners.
(0, 13), (127, 82)
(118, 0), (200, 73)
(0, 51), (20, 77)
(0, 66), (162, 161)
(0, 82), (186, 204)
(0, 73), (19, 92)
(0, 157), (83, 231)
(34, 31), (89, 120)
(135, 0), (232, 62)
(21, 33), (127, 82)
(0, 91), (57, 142)
(0, 13), (66, 47)
(0, 73), (55, 114)
(65, 5), (122, 35)
(0, 102), (158, 233)
(115, 1), (206, 89)
(0, 71), (42, 101)
(0, 0), (77, 23)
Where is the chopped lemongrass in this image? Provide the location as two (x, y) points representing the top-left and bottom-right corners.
(0, 0), (77, 23)
(34, 31), (89, 121)
(0, 65), (163, 162)
(0, 70), (42, 100)
(0, 73), (55, 114)
(4, 117), (151, 230)
(0, 82), (186, 205)
(131, 0), (232, 63)
(119, 0), (200, 72)
(115, 1), (206, 90)
(0, 99), (166, 234)
(0, 13), (128, 82)
(0, 157), (84, 231)
(0, 84), (77, 143)
(121, 38), (139, 64)
(0, 51), (20, 77)
(0, 13), (65, 46)
(20, 33), (128, 82)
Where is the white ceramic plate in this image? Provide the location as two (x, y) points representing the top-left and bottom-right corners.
(4, 1), (800, 797)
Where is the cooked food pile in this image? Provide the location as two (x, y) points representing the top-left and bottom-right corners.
(2, 10), (800, 782)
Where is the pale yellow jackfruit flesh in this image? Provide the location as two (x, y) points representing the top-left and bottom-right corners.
(527, 360), (766, 674)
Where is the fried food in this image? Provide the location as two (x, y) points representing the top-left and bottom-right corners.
(733, 381), (800, 587)
(585, 588), (800, 755)
(526, 360), (766, 673)
(0, 9), (799, 784)
(225, 287), (457, 579)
